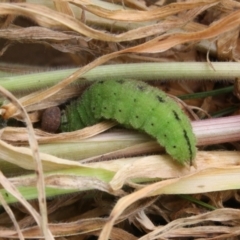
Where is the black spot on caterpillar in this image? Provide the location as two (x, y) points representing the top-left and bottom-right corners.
(61, 80), (197, 164)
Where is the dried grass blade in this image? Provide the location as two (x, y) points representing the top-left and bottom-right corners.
(124, 9), (240, 53)
(69, 0), (219, 21)
(99, 167), (240, 240)
(0, 86), (53, 239)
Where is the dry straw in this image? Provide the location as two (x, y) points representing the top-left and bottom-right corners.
(0, 0), (240, 239)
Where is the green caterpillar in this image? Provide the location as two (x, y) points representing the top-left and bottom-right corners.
(61, 79), (197, 164)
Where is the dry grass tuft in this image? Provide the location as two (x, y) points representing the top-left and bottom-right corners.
(0, 0), (240, 239)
